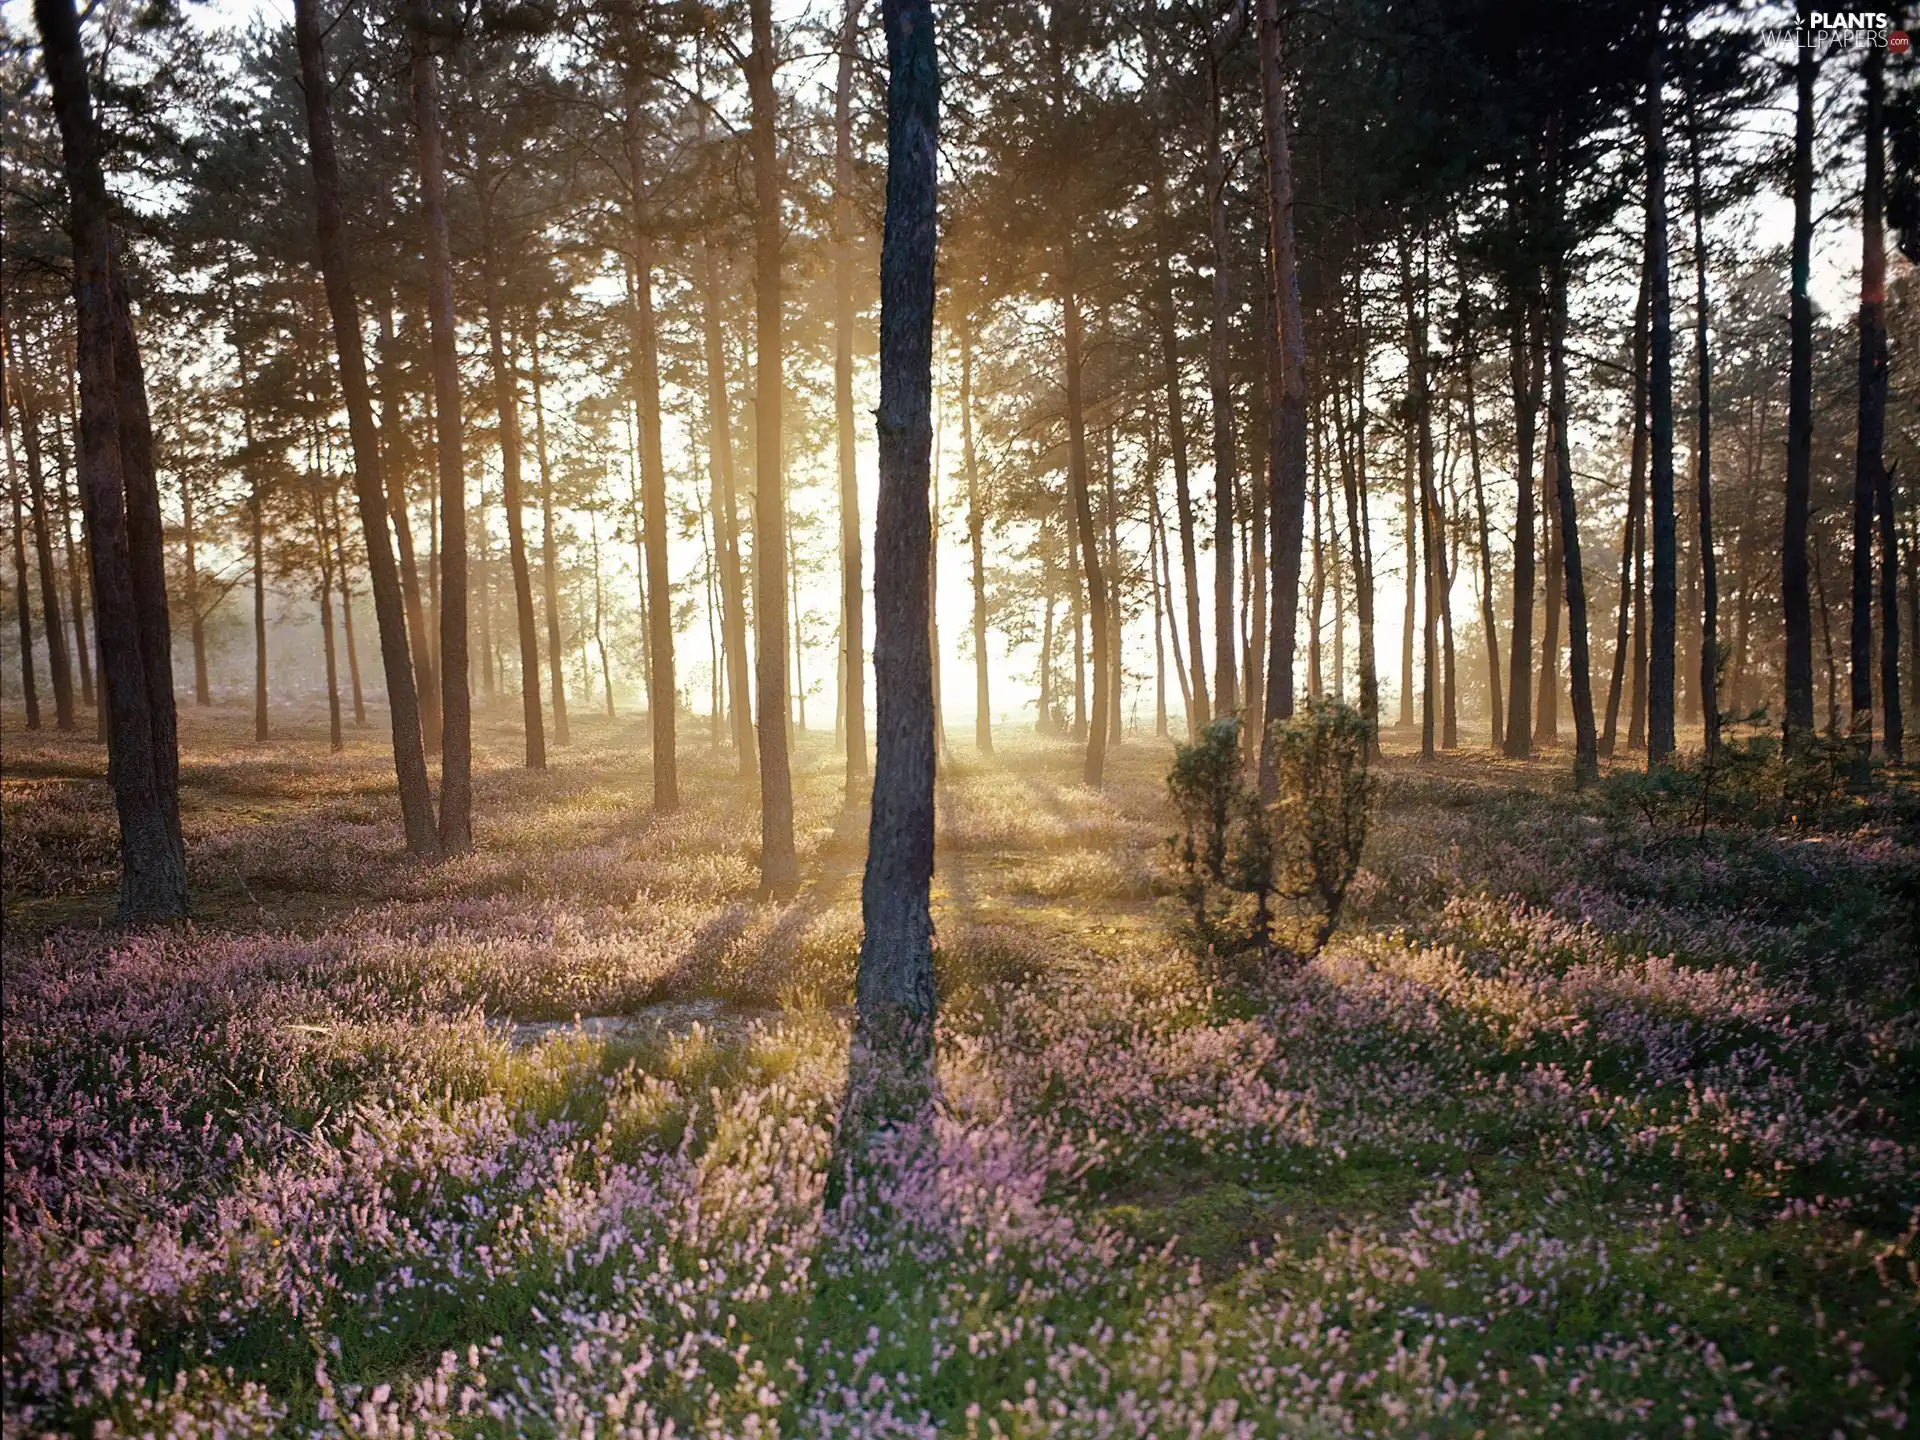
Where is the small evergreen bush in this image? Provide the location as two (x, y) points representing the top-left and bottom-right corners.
(1166, 702), (1375, 961)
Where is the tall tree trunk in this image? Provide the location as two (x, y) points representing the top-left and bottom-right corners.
(1308, 429), (1324, 701)
(835, 0), (870, 783)
(1330, 398), (1345, 704)
(1896, 499), (1912, 744)
(855, 0), (939, 1057)
(1851, 42), (1886, 751)
(409, 0), (472, 854)
(6, 334), (74, 727)
(177, 449), (208, 707)
(1645, 2), (1677, 764)
(1535, 404), (1562, 747)
(1503, 277), (1540, 758)
(1397, 242), (1418, 733)
(1731, 512), (1753, 713)
(1547, 166), (1597, 785)
(251, 475), (267, 741)
(332, 500), (365, 726)
(1782, 0), (1817, 746)
(315, 490), (343, 754)
(591, 511), (614, 717)
(1439, 421), (1459, 749)
(8, 433), (40, 729)
(1462, 295), (1502, 747)
(1629, 449), (1648, 750)
(427, 453), (438, 685)
(52, 413), (93, 709)
(1337, 284), (1380, 752)
(1059, 244), (1108, 785)
(1815, 538), (1839, 729)
(1152, 140), (1208, 727)
(1404, 237), (1439, 760)
(1071, 526), (1085, 738)
(703, 501), (722, 745)
(480, 211), (545, 769)
(1151, 482), (1169, 736)
(1530, 264), (1561, 748)
(36, 0), (187, 919)
(1102, 425), (1121, 745)
(748, 0), (798, 893)
(1256, 0), (1308, 796)
(529, 328), (569, 747)
(104, 251), (183, 864)
(701, 242), (755, 778)
(1690, 106), (1718, 759)
(376, 305), (439, 753)
(1878, 445), (1902, 760)
(960, 312), (992, 754)
(1244, 416), (1268, 743)
(1044, 549), (1059, 733)
(1205, 13), (1241, 719)
(620, 56), (675, 809)
(476, 515), (495, 703)
(791, 479), (809, 732)
(931, 380), (949, 754)
(1605, 266), (1650, 756)
(1154, 468), (1193, 730)
(295, 0), (437, 848)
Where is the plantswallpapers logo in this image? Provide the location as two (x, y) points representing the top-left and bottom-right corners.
(1769, 10), (1906, 53)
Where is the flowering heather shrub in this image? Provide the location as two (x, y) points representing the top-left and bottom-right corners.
(1, 779), (119, 896)
(2, 713), (1915, 1436)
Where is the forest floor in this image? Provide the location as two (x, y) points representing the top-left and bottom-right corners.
(3, 702), (1917, 1438)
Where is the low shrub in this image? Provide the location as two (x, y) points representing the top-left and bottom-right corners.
(1166, 703), (1374, 961)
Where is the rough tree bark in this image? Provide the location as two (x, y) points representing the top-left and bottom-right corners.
(1060, 276), (1108, 781)
(1782, 0), (1816, 746)
(330, 497), (365, 726)
(1535, 409), (1562, 747)
(700, 242), (755, 777)
(51, 412), (93, 709)
(835, 0), (871, 782)
(1604, 267), (1649, 757)
(36, 0), (188, 920)
(1461, 293), (1503, 747)
(1399, 248), (1419, 735)
(376, 305), (439, 752)
(1255, 0), (1309, 799)
(409, 0), (472, 853)
(747, 0), (798, 893)
(312, 484), (343, 753)
(1151, 137), (1208, 729)
(479, 203), (545, 771)
(528, 329), (569, 747)
(1546, 155), (1598, 786)
(7, 424), (40, 729)
(1336, 275), (1380, 753)
(178, 451), (209, 707)
(5, 330), (74, 728)
(855, 0), (940, 1065)
(960, 310), (992, 753)
(1503, 273), (1541, 758)
(1878, 457), (1901, 761)
(1403, 237), (1439, 761)
(294, 0), (440, 853)
(1205, 1), (1244, 720)
(1689, 105), (1718, 759)
(619, 51), (676, 810)
(1850, 43), (1886, 751)
(1645, 1), (1677, 765)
